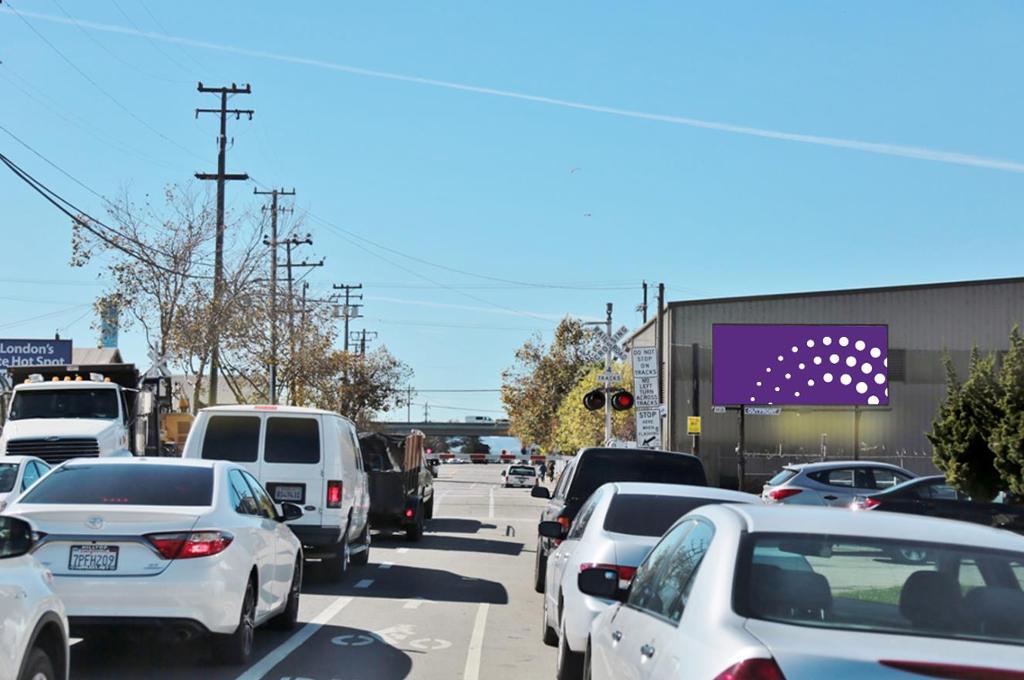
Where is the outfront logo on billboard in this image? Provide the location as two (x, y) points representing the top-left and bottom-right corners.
(0, 339), (73, 368)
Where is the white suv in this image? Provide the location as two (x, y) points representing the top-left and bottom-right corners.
(0, 515), (69, 680)
(183, 405), (371, 581)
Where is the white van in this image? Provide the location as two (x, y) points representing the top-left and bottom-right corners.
(182, 405), (370, 581)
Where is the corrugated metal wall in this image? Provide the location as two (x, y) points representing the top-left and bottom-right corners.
(665, 279), (1024, 488)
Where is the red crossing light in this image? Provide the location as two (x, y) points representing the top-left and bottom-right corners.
(611, 390), (634, 411)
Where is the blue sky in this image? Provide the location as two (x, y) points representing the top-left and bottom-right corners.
(2, 1), (1023, 419)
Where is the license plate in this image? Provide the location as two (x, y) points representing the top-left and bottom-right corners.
(272, 484), (304, 502)
(69, 544), (119, 571)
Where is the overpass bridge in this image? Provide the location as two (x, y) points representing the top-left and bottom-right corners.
(367, 421), (511, 438)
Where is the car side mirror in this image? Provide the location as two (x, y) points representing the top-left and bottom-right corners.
(578, 567), (620, 600)
(538, 520), (566, 539)
(138, 390), (155, 417)
(0, 516), (35, 559)
(278, 502), (304, 522)
(531, 486), (551, 499)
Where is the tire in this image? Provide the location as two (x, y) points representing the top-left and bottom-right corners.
(350, 524), (371, 567)
(19, 648), (56, 680)
(424, 497), (434, 520)
(557, 615), (585, 680)
(324, 535), (350, 582)
(534, 540), (547, 593)
(212, 579), (256, 665)
(541, 596), (558, 647)
(405, 507), (424, 542)
(270, 558), (301, 630)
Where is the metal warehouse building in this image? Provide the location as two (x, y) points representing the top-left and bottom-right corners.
(629, 277), (1024, 489)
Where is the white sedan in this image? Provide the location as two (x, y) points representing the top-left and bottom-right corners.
(0, 515), (68, 680)
(0, 456), (51, 511)
(4, 458), (304, 665)
(585, 504), (1024, 679)
(541, 483), (757, 680)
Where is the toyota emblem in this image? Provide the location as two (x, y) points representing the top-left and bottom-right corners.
(86, 516), (104, 530)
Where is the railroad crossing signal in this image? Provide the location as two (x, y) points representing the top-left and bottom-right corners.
(584, 388), (634, 412)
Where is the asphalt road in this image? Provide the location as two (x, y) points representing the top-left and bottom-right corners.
(70, 463), (556, 680)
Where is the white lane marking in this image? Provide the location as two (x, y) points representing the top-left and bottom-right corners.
(355, 579), (374, 588)
(402, 598), (431, 609)
(462, 603), (490, 680)
(396, 547), (409, 554)
(234, 595), (354, 680)
(379, 562), (394, 570)
(433, 492), (445, 516)
(488, 487), (495, 519)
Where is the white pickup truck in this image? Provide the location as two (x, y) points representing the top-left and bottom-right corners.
(0, 364), (151, 465)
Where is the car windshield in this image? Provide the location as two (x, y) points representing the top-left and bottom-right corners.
(510, 466), (535, 476)
(568, 450), (706, 503)
(739, 533), (1024, 646)
(9, 388), (119, 420)
(603, 494), (723, 537)
(19, 464), (213, 506)
(0, 464), (18, 493)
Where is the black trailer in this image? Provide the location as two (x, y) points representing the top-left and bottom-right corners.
(359, 430), (434, 541)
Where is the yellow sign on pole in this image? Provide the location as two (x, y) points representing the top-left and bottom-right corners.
(687, 416), (702, 435)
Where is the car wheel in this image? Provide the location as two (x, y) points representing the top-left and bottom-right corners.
(534, 540), (547, 593)
(325, 535), (350, 582)
(424, 498), (434, 520)
(350, 524), (371, 567)
(213, 579), (256, 665)
(270, 557), (302, 629)
(557, 615), (584, 680)
(19, 648), (56, 680)
(542, 596), (558, 647)
(405, 507), (424, 542)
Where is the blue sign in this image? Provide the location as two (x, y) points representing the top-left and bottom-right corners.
(0, 339), (73, 369)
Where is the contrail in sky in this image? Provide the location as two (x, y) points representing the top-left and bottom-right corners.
(6, 7), (1024, 174)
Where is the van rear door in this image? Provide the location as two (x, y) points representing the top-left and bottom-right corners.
(196, 413), (262, 477)
(260, 414), (324, 526)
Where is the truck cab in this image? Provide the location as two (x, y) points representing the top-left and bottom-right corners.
(0, 366), (148, 464)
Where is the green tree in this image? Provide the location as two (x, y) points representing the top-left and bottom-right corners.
(500, 318), (602, 450)
(552, 363), (635, 452)
(992, 326), (1024, 496)
(927, 349), (1003, 501)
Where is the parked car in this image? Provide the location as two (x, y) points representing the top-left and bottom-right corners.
(501, 463), (538, 488)
(761, 460), (915, 506)
(359, 431), (434, 541)
(4, 458), (304, 665)
(0, 456), (51, 511)
(541, 482), (757, 680)
(182, 405), (370, 580)
(851, 475), (1024, 536)
(531, 447), (706, 593)
(0, 515), (68, 680)
(584, 504), (1024, 679)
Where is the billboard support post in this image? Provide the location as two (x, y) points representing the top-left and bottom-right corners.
(853, 405), (861, 461)
(737, 407), (746, 491)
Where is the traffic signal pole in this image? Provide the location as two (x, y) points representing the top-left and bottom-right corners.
(604, 303), (613, 442)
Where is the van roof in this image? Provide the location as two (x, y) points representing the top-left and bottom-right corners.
(200, 404), (345, 418)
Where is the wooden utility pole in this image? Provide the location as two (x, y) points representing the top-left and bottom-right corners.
(277, 235), (322, 405)
(256, 187), (295, 404)
(332, 283), (363, 353)
(349, 329), (378, 356)
(195, 82), (252, 406)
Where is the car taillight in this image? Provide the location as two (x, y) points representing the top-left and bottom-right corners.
(327, 480), (343, 508)
(862, 497), (881, 509)
(580, 562), (637, 589)
(146, 531), (233, 560)
(714, 658), (786, 680)
(768, 488), (803, 502)
(880, 661), (1024, 680)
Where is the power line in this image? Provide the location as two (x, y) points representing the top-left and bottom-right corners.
(414, 389), (501, 393)
(112, 0), (205, 75)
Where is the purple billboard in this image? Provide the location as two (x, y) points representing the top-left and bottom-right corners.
(712, 324), (889, 407)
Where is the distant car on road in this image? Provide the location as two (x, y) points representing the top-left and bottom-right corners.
(0, 515), (68, 680)
(4, 458), (305, 665)
(584, 504), (1024, 679)
(541, 482), (757, 680)
(531, 447), (706, 594)
(851, 474), (1024, 536)
(761, 460), (915, 507)
(501, 464), (538, 488)
(0, 456), (51, 512)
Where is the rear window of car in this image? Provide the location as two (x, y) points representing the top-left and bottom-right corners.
(767, 468), (798, 486)
(510, 466), (535, 476)
(603, 494), (720, 537)
(739, 533), (1024, 647)
(19, 464), (213, 506)
(265, 417), (320, 464)
(567, 450), (706, 503)
(201, 415), (260, 462)
(0, 464), (17, 493)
